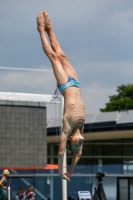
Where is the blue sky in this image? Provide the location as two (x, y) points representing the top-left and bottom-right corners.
(0, 0), (133, 118)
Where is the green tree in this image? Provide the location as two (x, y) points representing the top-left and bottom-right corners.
(100, 84), (133, 112)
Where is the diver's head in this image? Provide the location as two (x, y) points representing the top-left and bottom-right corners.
(66, 133), (84, 152)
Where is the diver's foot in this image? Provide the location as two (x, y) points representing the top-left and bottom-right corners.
(43, 11), (52, 33)
(36, 11), (45, 32)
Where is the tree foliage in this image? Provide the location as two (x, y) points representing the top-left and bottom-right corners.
(100, 84), (133, 112)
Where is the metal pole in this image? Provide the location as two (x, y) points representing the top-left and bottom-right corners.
(50, 144), (54, 200)
(62, 150), (67, 200)
(61, 95), (67, 200)
(8, 186), (10, 200)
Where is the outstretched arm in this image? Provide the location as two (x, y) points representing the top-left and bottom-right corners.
(65, 144), (83, 179)
(65, 126), (84, 179)
(58, 130), (70, 181)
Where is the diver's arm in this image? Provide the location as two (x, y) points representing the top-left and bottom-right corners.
(65, 127), (84, 178)
(66, 144), (83, 177)
(58, 130), (70, 181)
(58, 154), (64, 177)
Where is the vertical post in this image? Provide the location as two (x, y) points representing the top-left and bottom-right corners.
(8, 186), (10, 200)
(62, 150), (67, 200)
(50, 144), (54, 200)
(61, 95), (67, 200)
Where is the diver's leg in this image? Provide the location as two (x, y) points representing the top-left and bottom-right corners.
(37, 12), (68, 85)
(43, 11), (79, 82)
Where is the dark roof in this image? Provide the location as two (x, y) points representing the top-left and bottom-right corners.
(47, 110), (133, 136)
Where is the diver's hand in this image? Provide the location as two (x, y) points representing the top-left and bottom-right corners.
(60, 173), (70, 181)
(65, 171), (71, 178)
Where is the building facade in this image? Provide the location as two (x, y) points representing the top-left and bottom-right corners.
(47, 110), (133, 200)
(0, 95), (133, 200)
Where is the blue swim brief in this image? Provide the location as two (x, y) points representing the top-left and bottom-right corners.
(58, 77), (80, 93)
